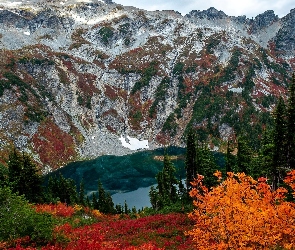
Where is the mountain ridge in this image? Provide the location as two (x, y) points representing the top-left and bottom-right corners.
(0, 0), (294, 172)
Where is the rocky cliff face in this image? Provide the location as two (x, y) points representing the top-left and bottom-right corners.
(0, 0), (294, 172)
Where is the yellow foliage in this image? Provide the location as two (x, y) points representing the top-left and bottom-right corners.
(188, 171), (295, 249)
(73, 204), (83, 212)
(92, 209), (103, 218)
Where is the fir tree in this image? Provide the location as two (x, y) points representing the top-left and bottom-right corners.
(149, 152), (179, 210)
(97, 180), (115, 214)
(236, 136), (252, 175)
(149, 185), (160, 210)
(92, 192), (99, 209)
(8, 149), (43, 203)
(185, 128), (197, 191)
(78, 179), (85, 206)
(8, 148), (22, 193)
(272, 97), (287, 189)
(196, 145), (219, 188)
(21, 153), (43, 203)
(225, 141), (236, 173)
(47, 173), (78, 204)
(286, 73), (295, 169)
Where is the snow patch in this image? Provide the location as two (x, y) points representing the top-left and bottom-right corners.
(228, 87), (243, 93)
(119, 136), (149, 150)
(24, 31), (30, 36)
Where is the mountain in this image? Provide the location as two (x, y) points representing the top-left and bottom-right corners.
(0, 0), (294, 172)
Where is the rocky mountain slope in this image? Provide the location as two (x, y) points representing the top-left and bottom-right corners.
(0, 0), (294, 172)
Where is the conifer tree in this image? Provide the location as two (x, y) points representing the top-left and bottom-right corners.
(97, 180), (115, 213)
(21, 153), (43, 203)
(92, 192), (99, 209)
(78, 179), (85, 206)
(47, 173), (78, 204)
(149, 185), (160, 210)
(185, 128), (197, 191)
(272, 97), (287, 189)
(236, 136), (252, 175)
(225, 141), (236, 173)
(156, 153), (178, 205)
(8, 148), (22, 193)
(0, 163), (8, 187)
(149, 152), (179, 210)
(124, 200), (130, 214)
(196, 145), (219, 188)
(286, 73), (295, 169)
(8, 148), (43, 203)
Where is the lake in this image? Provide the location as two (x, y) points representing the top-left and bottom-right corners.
(46, 147), (224, 209)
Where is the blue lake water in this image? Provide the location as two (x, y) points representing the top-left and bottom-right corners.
(111, 185), (152, 209)
(111, 179), (187, 209)
(45, 147), (224, 209)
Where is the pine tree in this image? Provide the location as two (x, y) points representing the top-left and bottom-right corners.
(185, 128), (197, 191)
(286, 73), (295, 169)
(0, 163), (8, 187)
(92, 192), (99, 209)
(124, 200), (130, 214)
(236, 136), (252, 175)
(47, 173), (77, 204)
(8, 149), (43, 203)
(157, 153), (178, 205)
(8, 148), (22, 193)
(149, 185), (160, 210)
(86, 195), (91, 208)
(21, 153), (43, 203)
(97, 180), (115, 213)
(225, 141), (236, 173)
(272, 97), (287, 189)
(196, 145), (219, 188)
(149, 152), (179, 210)
(78, 179), (85, 206)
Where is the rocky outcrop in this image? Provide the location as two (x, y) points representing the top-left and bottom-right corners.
(0, 1), (294, 171)
(274, 8), (295, 55)
(186, 7), (227, 20)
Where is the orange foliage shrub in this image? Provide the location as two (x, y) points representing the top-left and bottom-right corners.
(188, 171), (295, 250)
(34, 203), (75, 217)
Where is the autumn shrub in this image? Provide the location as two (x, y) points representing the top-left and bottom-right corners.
(0, 187), (54, 246)
(188, 171), (295, 250)
(34, 202), (75, 217)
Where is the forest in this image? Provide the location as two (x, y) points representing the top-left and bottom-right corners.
(1, 75), (295, 249)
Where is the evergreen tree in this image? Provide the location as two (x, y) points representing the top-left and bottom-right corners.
(157, 153), (178, 205)
(0, 163), (8, 187)
(149, 185), (160, 210)
(286, 73), (295, 169)
(21, 153), (43, 203)
(149, 152), (179, 210)
(185, 128), (197, 191)
(47, 173), (77, 204)
(78, 179), (85, 206)
(236, 136), (252, 175)
(225, 141), (236, 173)
(8, 149), (43, 203)
(92, 192), (99, 209)
(272, 97), (287, 189)
(196, 145), (219, 188)
(124, 200), (130, 214)
(115, 204), (123, 214)
(86, 195), (91, 208)
(97, 180), (115, 214)
(8, 148), (22, 193)
(259, 129), (274, 175)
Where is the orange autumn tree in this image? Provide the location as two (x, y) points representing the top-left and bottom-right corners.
(187, 170), (295, 250)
